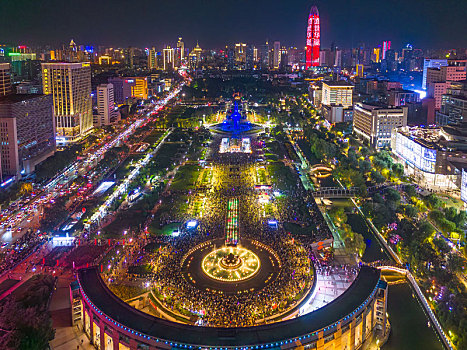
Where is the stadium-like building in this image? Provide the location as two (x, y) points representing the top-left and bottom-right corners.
(72, 266), (388, 350)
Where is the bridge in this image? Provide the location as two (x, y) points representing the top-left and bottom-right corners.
(311, 187), (359, 198)
(311, 183), (415, 199)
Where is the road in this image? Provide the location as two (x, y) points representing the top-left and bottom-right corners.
(0, 84), (184, 245)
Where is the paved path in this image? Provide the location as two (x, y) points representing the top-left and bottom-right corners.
(49, 275), (95, 350)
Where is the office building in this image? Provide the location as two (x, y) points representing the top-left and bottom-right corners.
(0, 63), (12, 96)
(356, 64), (364, 78)
(260, 41), (270, 69)
(372, 47), (381, 63)
(322, 81), (354, 108)
(0, 94), (55, 179)
(422, 59), (448, 90)
(176, 37), (184, 66)
(96, 84), (117, 127)
(436, 80), (467, 125)
(382, 41), (391, 60)
(163, 47), (175, 71)
(388, 89), (420, 107)
(147, 47), (157, 70)
(130, 77), (148, 100)
(41, 62), (93, 145)
(426, 61), (466, 110)
(353, 103), (407, 148)
(188, 43), (202, 69)
(273, 41), (281, 69)
(108, 76), (148, 103)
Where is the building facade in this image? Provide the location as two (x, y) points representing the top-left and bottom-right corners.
(0, 94), (55, 178)
(163, 47), (174, 71)
(353, 103), (407, 149)
(422, 59), (447, 90)
(322, 81), (354, 108)
(41, 62), (93, 145)
(392, 125), (467, 194)
(305, 5), (320, 68)
(96, 84), (117, 127)
(0, 63), (12, 97)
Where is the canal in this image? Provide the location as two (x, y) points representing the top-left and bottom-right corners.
(384, 283), (443, 350)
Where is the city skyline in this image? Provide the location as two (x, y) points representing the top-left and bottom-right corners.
(1, 0), (467, 49)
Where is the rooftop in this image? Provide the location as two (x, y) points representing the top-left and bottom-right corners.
(323, 80), (354, 88)
(0, 93), (48, 105)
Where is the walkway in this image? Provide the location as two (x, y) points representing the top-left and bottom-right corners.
(298, 265), (357, 316)
(49, 275), (95, 350)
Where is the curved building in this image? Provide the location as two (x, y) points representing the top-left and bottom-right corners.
(72, 266), (388, 350)
(306, 5), (320, 69)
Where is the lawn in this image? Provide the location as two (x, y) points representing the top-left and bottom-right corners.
(170, 164), (201, 191)
(143, 130), (164, 145)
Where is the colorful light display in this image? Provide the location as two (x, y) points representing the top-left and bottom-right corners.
(306, 5), (320, 68)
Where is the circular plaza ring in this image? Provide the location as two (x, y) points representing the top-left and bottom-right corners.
(201, 246), (260, 282)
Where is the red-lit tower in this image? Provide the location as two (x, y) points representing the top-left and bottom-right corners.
(306, 5), (320, 69)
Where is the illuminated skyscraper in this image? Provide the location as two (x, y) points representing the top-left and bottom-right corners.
(163, 46), (175, 71)
(382, 41), (391, 60)
(305, 5), (320, 68)
(0, 63), (12, 96)
(147, 47), (157, 70)
(273, 41), (281, 69)
(41, 62), (93, 145)
(176, 37), (185, 65)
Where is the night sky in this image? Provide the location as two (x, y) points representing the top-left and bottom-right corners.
(1, 0), (467, 49)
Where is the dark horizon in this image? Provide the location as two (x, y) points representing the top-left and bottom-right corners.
(1, 0), (467, 50)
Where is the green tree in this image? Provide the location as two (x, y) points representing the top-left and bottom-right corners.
(370, 169), (385, 184)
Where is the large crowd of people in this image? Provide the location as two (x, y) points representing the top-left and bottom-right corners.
(150, 141), (320, 327)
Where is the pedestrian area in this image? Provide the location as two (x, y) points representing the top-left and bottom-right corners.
(299, 265), (357, 316)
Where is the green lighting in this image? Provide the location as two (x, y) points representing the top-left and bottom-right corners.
(8, 53), (21, 56)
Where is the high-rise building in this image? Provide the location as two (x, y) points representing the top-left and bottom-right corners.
(426, 60), (467, 109)
(353, 103), (407, 149)
(163, 46), (175, 71)
(235, 43), (247, 67)
(0, 63), (12, 96)
(260, 41), (270, 69)
(273, 41), (281, 69)
(148, 47), (157, 70)
(41, 62), (93, 145)
(96, 84), (117, 127)
(382, 41), (391, 60)
(0, 94), (55, 178)
(436, 81), (467, 125)
(131, 77), (148, 100)
(305, 5), (320, 68)
(422, 58), (448, 90)
(188, 43), (202, 69)
(372, 47), (381, 63)
(356, 64), (364, 78)
(322, 81), (354, 108)
(176, 37), (185, 66)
